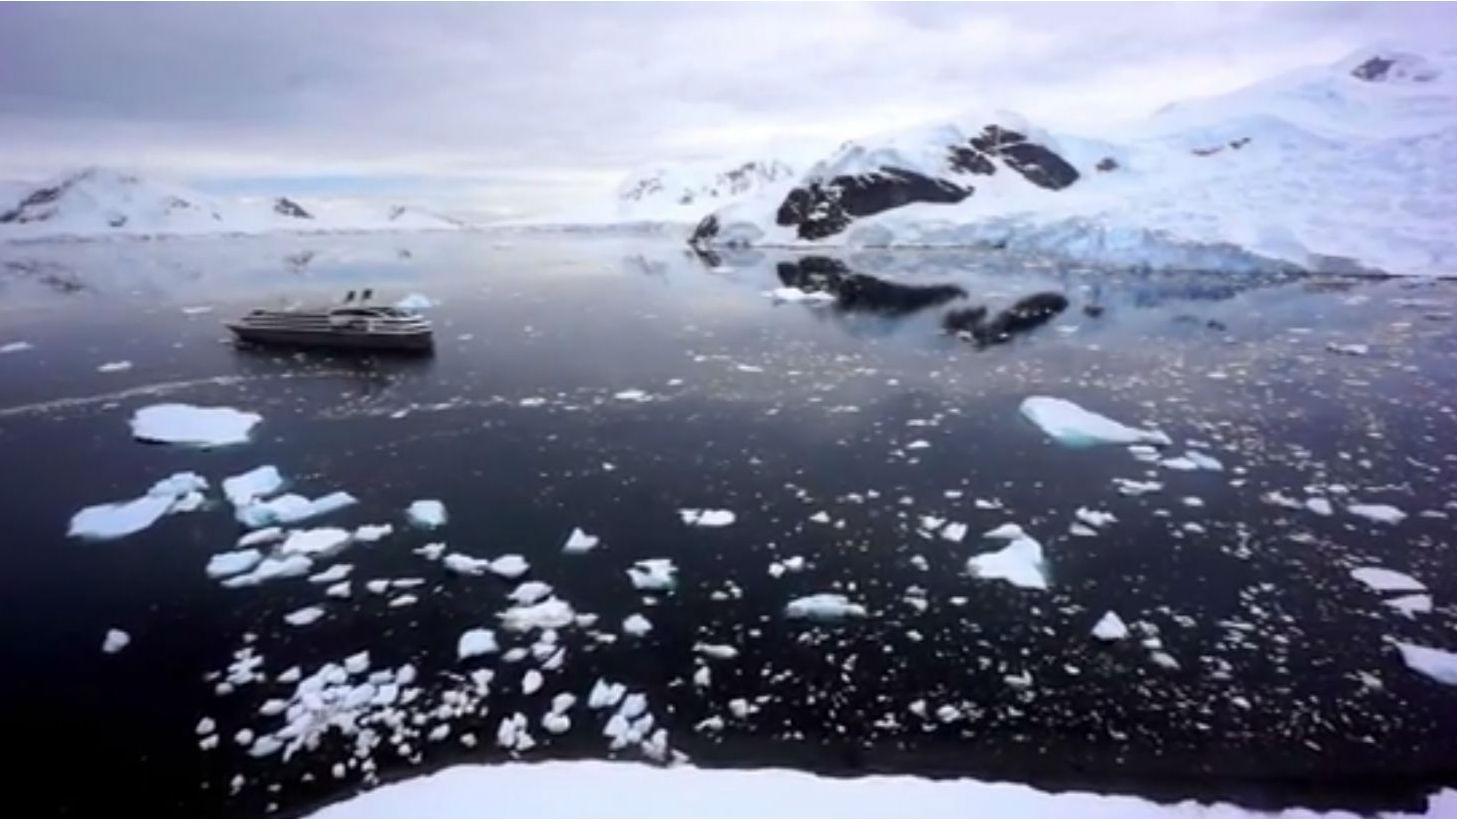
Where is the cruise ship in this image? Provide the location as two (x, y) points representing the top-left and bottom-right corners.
(226, 292), (434, 352)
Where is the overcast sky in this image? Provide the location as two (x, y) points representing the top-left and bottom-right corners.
(0, 2), (1451, 219)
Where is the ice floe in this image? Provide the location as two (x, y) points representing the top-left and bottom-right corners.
(1351, 567), (1425, 593)
(458, 629), (499, 660)
(499, 598), (576, 632)
(223, 466), (284, 508)
(627, 559), (676, 591)
(407, 499), (447, 529)
(206, 548), (264, 579)
(785, 593), (867, 621)
(284, 606), (326, 627)
(238, 491), (357, 528)
(0, 340), (33, 353)
(1091, 612), (1130, 642)
(221, 554), (313, 588)
(966, 524), (1047, 590)
(622, 614), (653, 637)
(1387, 594), (1433, 618)
(507, 581), (554, 606)
(563, 527), (600, 554)
(68, 471), (208, 540)
(1348, 503), (1407, 525)
(1019, 397), (1170, 447)
(1395, 642), (1457, 686)
(101, 628), (131, 654)
(97, 360), (132, 373)
(130, 403), (261, 447)
(678, 508), (736, 527)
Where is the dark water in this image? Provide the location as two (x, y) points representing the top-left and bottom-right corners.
(2, 233), (1456, 818)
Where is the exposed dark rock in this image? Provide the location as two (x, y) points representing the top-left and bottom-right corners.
(776, 256), (965, 316)
(1229, 137), (1251, 150)
(0, 183), (64, 223)
(944, 291), (1068, 345)
(967, 125), (1080, 190)
(1192, 145), (1223, 157)
(947, 146), (995, 176)
(689, 214), (720, 247)
(1083, 304), (1105, 318)
(1095, 157), (1119, 172)
(775, 169), (969, 241)
(107, 215), (127, 228)
(274, 197), (312, 219)
(1351, 56), (1395, 81)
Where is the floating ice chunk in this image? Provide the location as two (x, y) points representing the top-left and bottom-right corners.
(490, 555), (530, 579)
(310, 563), (353, 584)
(325, 581), (351, 598)
(906, 440), (930, 450)
(443, 553), (491, 576)
(1069, 523), (1098, 537)
(627, 559), (676, 591)
(1348, 503), (1407, 525)
(1019, 397), (1170, 447)
(1075, 508), (1116, 529)
(694, 642), (739, 660)
(459, 629), (500, 661)
(588, 678), (626, 709)
(196, 717), (216, 736)
(563, 527), (600, 554)
(68, 472), (209, 540)
(508, 581), (554, 606)
(1113, 478), (1163, 497)
(238, 527), (283, 548)
(679, 508), (736, 527)
(97, 360), (132, 373)
(206, 549), (264, 579)
(415, 542), (447, 560)
(0, 341), (33, 353)
(1387, 594), (1433, 618)
(221, 555), (313, 588)
(614, 389), (651, 402)
(395, 293), (436, 310)
(406, 499), (447, 528)
(1127, 445), (1161, 463)
(693, 666), (711, 688)
(785, 593), (867, 621)
(101, 628), (131, 654)
(1327, 342), (1370, 356)
(765, 287), (835, 304)
(278, 527), (353, 559)
(622, 614), (653, 637)
(1395, 642), (1457, 685)
(1350, 567), (1425, 593)
(941, 522), (967, 543)
(353, 524), (393, 542)
(1184, 451), (1224, 471)
(238, 491), (357, 528)
(222, 466), (283, 508)
(1149, 652), (1181, 670)
(284, 606), (326, 627)
(966, 524), (1047, 590)
(388, 594), (418, 607)
(130, 403), (261, 447)
(521, 670), (545, 695)
(1305, 497), (1334, 516)
(1091, 612), (1129, 642)
(551, 693), (576, 714)
(541, 712), (571, 735)
(1160, 457), (1198, 471)
(499, 598), (576, 632)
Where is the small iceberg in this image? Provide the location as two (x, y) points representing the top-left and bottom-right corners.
(622, 613), (653, 637)
(222, 466), (284, 508)
(458, 628), (500, 660)
(1091, 611), (1129, 641)
(498, 598), (576, 632)
(68, 472), (208, 540)
(407, 499), (447, 528)
(679, 508), (736, 527)
(785, 593), (867, 621)
(1351, 567), (1425, 593)
(1395, 642), (1457, 686)
(562, 527), (600, 554)
(1348, 503), (1407, 525)
(627, 559), (676, 591)
(966, 523), (1047, 590)
(101, 628), (131, 654)
(206, 548), (264, 579)
(1019, 397), (1170, 447)
(238, 491), (356, 528)
(130, 403), (261, 447)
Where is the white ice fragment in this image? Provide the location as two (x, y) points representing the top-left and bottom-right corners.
(1113, 478), (1163, 497)
(694, 642), (739, 660)
(1327, 342), (1370, 356)
(1348, 503), (1407, 525)
(966, 524), (1047, 590)
(1395, 642), (1457, 685)
(522, 670), (544, 695)
(221, 554), (313, 588)
(1305, 497), (1334, 516)
(764, 287), (834, 304)
(1075, 508), (1116, 529)
(277, 527), (352, 558)
(130, 403), (261, 447)
(283, 606), (325, 627)
(222, 466), (283, 509)
(457, 628), (500, 661)
(238, 526), (283, 548)
(622, 614), (653, 637)
(309, 563), (353, 584)
(489, 554), (530, 579)
(562, 527), (600, 554)
(507, 581), (554, 606)
(442, 553), (490, 576)
(0, 341), (33, 353)
(627, 559), (676, 591)
(237, 491), (357, 528)
(785, 593), (867, 621)
(196, 717), (216, 736)
(68, 471), (209, 540)
(678, 508), (736, 527)
(101, 628), (131, 654)
(499, 598), (576, 632)
(551, 693), (576, 714)
(693, 666), (711, 688)
(588, 679), (626, 709)
(353, 524), (393, 542)
(1350, 567), (1425, 593)
(206, 549), (264, 579)
(941, 522), (967, 543)
(1387, 594), (1433, 618)
(406, 499), (447, 528)
(1019, 397), (1170, 447)
(325, 581), (351, 598)
(1091, 612), (1129, 642)
(541, 712), (571, 735)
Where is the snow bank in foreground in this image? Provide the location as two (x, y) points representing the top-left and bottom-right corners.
(130, 403), (261, 447)
(305, 760), (1457, 819)
(1020, 397), (1171, 447)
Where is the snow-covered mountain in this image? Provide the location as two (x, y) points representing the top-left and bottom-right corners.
(0, 168), (467, 241)
(615, 159), (796, 221)
(691, 46), (1457, 276)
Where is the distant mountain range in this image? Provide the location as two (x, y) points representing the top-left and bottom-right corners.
(0, 168), (466, 241)
(680, 46), (1457, 276)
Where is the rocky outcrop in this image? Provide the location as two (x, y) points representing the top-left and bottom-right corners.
(944, 292), (1068, 346)
(273, 197), (312, 219)
(776, 256), (965, 316)
(964, 125), (1079, 191)
(775, 170), (969, 241)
